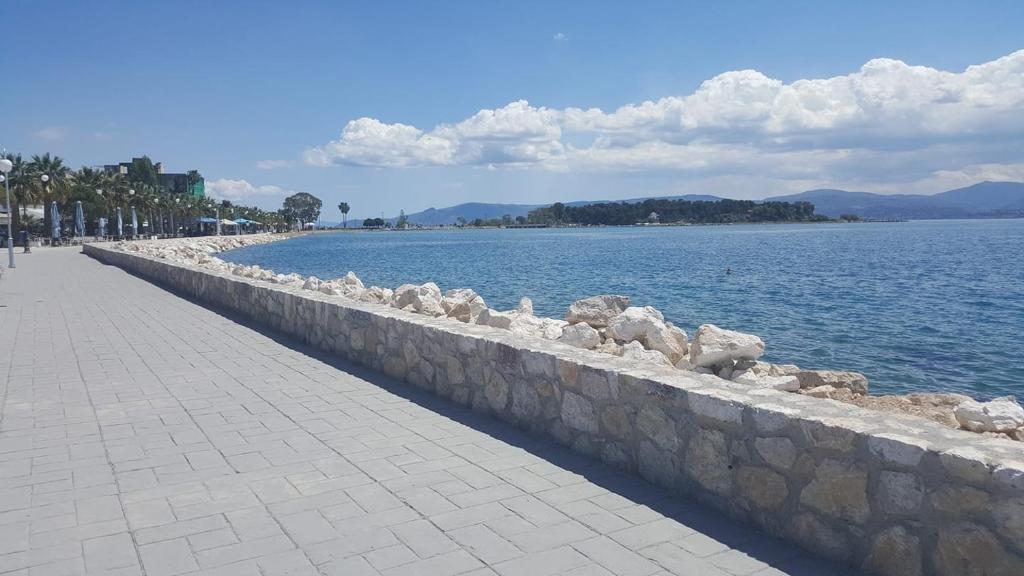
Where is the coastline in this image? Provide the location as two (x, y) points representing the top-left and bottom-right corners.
(110, 233), (1024, 443)
(84, 235), (1024, 573)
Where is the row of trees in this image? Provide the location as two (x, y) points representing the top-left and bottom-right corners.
(0, 152), (295, 241)
(527, 199), (826, 225)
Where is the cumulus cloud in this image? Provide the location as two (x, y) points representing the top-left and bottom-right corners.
(303, 50), (1024, 190)
(553, 32), (567, 41)
(205, 179), (292, 203)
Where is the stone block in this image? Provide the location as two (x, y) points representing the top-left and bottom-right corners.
(799, 459), (870, 524)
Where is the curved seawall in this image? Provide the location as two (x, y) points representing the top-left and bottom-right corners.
(85, 241), (1024, 575)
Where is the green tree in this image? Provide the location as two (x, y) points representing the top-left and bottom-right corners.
(28, 153), (71, 239)
(396, 209), (409, 229)
(127, 156), (159, 187)
(281, 192), (322, 229)
(338, 202), (350, 228)
(1, 154), (29, 242)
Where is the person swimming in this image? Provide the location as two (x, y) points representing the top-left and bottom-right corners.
(726, 267), (732, 275)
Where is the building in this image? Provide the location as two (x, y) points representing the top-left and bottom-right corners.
(102, 158), (205, 198)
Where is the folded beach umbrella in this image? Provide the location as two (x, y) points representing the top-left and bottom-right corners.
(116, 207), (123, 238)
(50, 202), (60, 240)
(99, 217), (107, 237)
(131, 207), (138, 238)
(75, 201), (85, 238)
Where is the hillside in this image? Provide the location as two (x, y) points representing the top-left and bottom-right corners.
(392, 194), (724, 225)
(336, 181), (1024, 226)
(766, 181), (1024, 219)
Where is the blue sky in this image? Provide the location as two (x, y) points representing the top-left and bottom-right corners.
(3, 1), (1023, 218)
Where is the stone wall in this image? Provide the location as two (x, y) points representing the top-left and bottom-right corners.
(85, 243), (1024, 576)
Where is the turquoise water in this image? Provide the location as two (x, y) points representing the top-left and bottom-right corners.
(224, 220), (1024, 399)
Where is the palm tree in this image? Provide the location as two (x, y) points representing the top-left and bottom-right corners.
(28, 153), (70, 241)
(67, 167), (106, 235)
(2, 154), (30, 242)
(338, 202), (350, 228)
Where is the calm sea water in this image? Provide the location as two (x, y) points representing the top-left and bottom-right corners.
(224, 220), (1024, 399)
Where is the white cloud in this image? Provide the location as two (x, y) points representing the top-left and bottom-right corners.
(255, 159), (295, 170)
(303, 50), (1024, 191)
(205, 178), (292, 203)
(553, 32), (567, 41)
(33, 126), (69, 141)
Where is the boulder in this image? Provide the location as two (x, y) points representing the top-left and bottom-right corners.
(302, 276), (321, 291)
(795, 370), (869, 396)
(319, 281), (343, 296)
(732, 370), (800, 392)
(595, 340), (624, 356)
(620, 341), (673, 367)
(606, 307), (688, 363)
(955, 396), (1024, 433)
(341, 271), (364, 290)
(477, 308), (515, 330)
(510, 313), (566, 340)
(565, 295), (630, 328)
(689, 324), (765, 367)
(390, 282), (444, 316)
(354, 286), (392, 304)
(558, 323), (602, 349)
(443, 289), (487, 322)
(517, 297), (534, 315)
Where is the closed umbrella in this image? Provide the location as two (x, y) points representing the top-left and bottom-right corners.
(131, 207), (138, 239)
(50, 202), (60, 242)
(75, 201), (85, 239)
(116, 207), (123, 238)
(99, 217), (107, 238)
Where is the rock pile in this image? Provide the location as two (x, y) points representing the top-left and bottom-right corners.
(113, 235), (1024, 442)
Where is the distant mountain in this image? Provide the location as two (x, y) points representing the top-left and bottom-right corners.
(766, 181), (1024, 219)
(347, 181), (1024, 227)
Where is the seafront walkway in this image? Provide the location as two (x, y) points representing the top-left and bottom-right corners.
(0, 248), (852, 576)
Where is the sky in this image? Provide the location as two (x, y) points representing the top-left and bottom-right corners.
(2, 0), (1023, 218)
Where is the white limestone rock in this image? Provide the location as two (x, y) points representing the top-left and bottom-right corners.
(732, 370), (800, 392)
(477, 308), (515, 330)
(302, 276), (321, 291)
(510, 313), (566, 340)
(557, 323), (602, 349)
(794, 369), (869, 396)
(689, 324), (765, 367)
(620, 341), (673, 367)
(955, 396), (1024, 433)
(319, 280), (345, 296)
(362, 286), (393, 304)
(517, 297), (534, 315)
(595, 340), (624, 356)
(443, 289), (488, 323)
(565, 295), (631, 328)
(342, 271), (364, 290)
(606, 306), (688, 363)
(391, 282), (445, 316)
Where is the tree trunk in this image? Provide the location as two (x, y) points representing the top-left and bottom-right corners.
(9, 200), (19, 245)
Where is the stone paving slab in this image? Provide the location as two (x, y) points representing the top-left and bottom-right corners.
(0, 248), (855, 575)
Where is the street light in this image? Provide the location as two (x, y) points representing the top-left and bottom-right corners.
(40, 174), (50, 247)
(0, 158), (14, 268)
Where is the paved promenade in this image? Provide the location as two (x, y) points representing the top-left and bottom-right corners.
(0, 249), (852, 576)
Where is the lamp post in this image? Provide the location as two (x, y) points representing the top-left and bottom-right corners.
(96, 189), (106, 239)
(0, 158), (13, 268)
(40, 174), (50, 247)
(128, 189), (135, 239)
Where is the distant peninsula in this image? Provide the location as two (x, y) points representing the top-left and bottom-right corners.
(351, 181), (1024, 227)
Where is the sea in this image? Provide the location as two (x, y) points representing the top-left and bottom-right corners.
(223, 219), (1024, 399)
